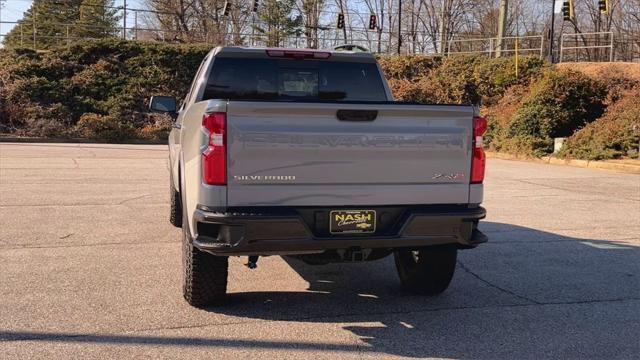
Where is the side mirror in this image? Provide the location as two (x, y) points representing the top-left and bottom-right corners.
(149, 96), (177, 113)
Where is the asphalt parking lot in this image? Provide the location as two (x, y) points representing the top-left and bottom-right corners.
(1, 142), (639, 359)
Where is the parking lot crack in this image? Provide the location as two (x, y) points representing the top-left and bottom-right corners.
(457, 261), (542, 304)
(515, 179), (640, 202)
(117, 194), (152, 205)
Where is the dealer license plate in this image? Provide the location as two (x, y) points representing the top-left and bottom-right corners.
(329, 210), (376, 234)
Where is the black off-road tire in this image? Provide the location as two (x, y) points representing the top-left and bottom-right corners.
(394, 247), (457, 295)
(169, 180), (182, 228)
(182, 213), (228, 307)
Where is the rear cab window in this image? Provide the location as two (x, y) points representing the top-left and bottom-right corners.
(202, 57), (388, 102)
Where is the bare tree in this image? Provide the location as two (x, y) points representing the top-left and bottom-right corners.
(192, 0), (224, 44)
(362, 0), (396, 53)
(414, 0), (443, 52)
(144, 0), (196, 42)
(297, 0), (326, 48)
(129, 0), (635, 60)
(228, 0), (252, 44)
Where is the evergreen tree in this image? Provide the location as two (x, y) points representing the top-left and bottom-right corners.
(72, 0), (121, 39)
(254, 0), (302, 47)
(2, 0), (81, 49)
(2, 0), (120, 49)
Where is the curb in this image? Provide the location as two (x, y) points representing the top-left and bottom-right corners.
(486, 151), (640, 174)
(0, 136), (167, 145)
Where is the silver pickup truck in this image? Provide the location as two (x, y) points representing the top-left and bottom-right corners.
(150, 46), (488, 307)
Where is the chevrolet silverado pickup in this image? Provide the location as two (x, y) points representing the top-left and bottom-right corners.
(150, 46), (488, 307)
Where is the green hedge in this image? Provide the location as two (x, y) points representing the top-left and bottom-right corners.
(507, 69), (607, 139)
(0, 39), (209, 140)
(559, 89), (640, 160)
(0, 40), (636, 160)
(0, 43), (547, 141)
(380, 54), (545, 106)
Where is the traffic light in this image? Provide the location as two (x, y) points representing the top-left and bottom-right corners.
(368, 14), (377, 30)
(337, 13), (345, 29)
(561, 0), (573, 21)
(599, 0), (609, 14)
(223, 1), (231, 16)
(252, 0), (259, 12)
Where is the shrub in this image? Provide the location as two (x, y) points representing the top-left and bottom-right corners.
(0, 39), (210, 141)
(384, 56), (482, 104)
(428, 55), (485, 104)
(507, 69), (607, 139)
(497, 135), (553, 157)
(596, 67), (639, 104)
(74, 113), (133, 141)
(387, 77), (450, 103)
(18, 104), (70, 138)
(377, 55), (441, 80)
(383, 54), (545, 105)
(473, 56), (545, 105)
(138, 115), (172, 141)
(484, 68), (612, 158)
(557, 62), (640, 104)
(559, 89), (640, 160)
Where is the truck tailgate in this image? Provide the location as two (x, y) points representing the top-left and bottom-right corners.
(226, 101), (473, 206)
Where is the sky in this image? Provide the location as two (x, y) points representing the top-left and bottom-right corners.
(0, 0), (144, 39)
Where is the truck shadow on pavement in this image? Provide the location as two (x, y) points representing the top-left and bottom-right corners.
(212, 221), (640, 358)
(2, 222), (637, 358)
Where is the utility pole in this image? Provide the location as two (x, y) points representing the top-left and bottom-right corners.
(33, 10), (36, 50)
(397, 0), (402, 54)
(549, 0), (556, 62)
(438, 0), (448, 54)
(496, 0), (508, 57)
(123, 0), (127, 39)
(134, 11), (138, 40)
(315, 0), (319, 48)
(0, 0), (4, 41)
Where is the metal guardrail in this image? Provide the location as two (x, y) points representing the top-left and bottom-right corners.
(447, 35), (545, 59)
(1, 16), (638, 63)
(560, 32), (614, 62)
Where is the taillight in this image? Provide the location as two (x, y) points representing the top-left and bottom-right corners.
(471, 116), (487, 184)
(265, 49), (331, 59)
(202, 112), (226, 185)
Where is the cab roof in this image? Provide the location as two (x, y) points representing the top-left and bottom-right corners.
(210, 46), (378, 63)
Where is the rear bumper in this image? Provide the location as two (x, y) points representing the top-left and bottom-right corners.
(192, 205), (487, 256)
